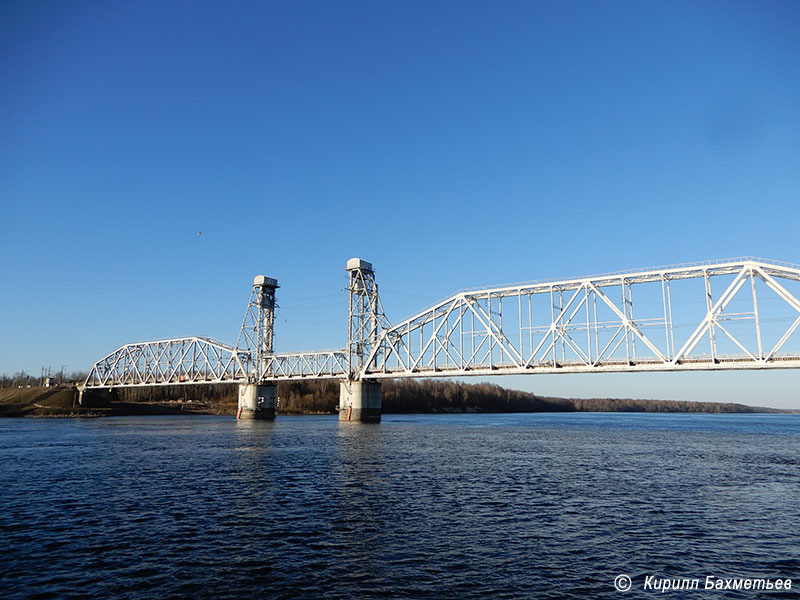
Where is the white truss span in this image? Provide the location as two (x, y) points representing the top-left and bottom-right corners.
(85, 337), (251, 388)
(360, 258), (800, 378)
(83, 257), (800, 389)
(263, 350), (348, 380)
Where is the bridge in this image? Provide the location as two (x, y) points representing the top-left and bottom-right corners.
(82, 257), (800, 421)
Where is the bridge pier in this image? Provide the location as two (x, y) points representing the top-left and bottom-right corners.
(338, 379), (381, 423)
(237, 383), (276, 420)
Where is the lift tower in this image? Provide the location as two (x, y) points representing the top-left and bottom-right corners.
(236, 275), (279, 419)
(340, 258), (385, 422)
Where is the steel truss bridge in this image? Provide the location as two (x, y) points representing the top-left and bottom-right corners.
(84, 257), (800, 389)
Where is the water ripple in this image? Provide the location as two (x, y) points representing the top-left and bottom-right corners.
(1, 413), (799, 599)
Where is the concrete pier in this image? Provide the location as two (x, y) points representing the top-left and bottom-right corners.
(338, 380), (381, 423)
(237, 383), (277, 420)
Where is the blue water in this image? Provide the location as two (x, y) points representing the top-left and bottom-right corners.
(1, 413), (798, 599)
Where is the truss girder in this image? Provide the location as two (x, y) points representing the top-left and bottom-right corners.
(84, 337), (251, 388)
(261, 350), (348, 380)
(360, 259), (800, 378)
(83, 258), (800, 389)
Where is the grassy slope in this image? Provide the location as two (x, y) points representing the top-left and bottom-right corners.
(0, 387), (95, 417)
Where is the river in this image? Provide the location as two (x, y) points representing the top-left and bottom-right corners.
(2, 413), (798, 598)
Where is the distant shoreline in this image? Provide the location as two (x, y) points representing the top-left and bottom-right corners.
(1, 384), (794, 418)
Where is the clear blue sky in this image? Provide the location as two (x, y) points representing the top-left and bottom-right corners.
(1, 1), (798, 407)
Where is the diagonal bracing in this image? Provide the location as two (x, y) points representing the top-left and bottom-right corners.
(360, 258), (800, 378)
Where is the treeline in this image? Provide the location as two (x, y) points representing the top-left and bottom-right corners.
(1, 371), (88, 389)
(112, 383), (238, 413)
(110, 381), (340, 414)
(381, 379), (773, 413)
(105, 378), (777, 414)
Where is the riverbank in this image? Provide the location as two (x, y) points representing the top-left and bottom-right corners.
(0, 382), (791, 417)
(0, 387), (237, 418)
(0, 387), (93, 417)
